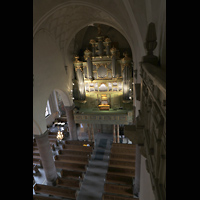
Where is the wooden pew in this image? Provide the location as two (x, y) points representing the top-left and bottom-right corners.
(110, 153), (135, 162)
(107, 166), (135, 178)
(112, 143), (136, 149)
(33, 194), (61, 200)
(65, 140), (94, 147)
(104, 183), (133, 197)
(109, 160), (135, 170)
(54, 155), (89, 165)
(110, 148), (135, 155)
(48, 131), (57, 136)
(56, 177), (81, 189)
(33, 144), (55, 151)
(58, 149), (91, 158)
(34, 184), (77, 199)
(55, 160), (87, 172)
(48, 138), (58, 146)
(62, 144), (93, 153)
(33, 157), (42, 166)
(105, 174), (133, 186)
(33, 164), (39, 173)
(61, 169), (84, 180)
(102, 193), (137, 200)
(33, 152), (40, 157)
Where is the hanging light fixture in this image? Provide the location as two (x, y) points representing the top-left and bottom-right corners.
(56, 126), (64, 141)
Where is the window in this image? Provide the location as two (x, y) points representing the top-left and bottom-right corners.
(45, 100), (51, 117)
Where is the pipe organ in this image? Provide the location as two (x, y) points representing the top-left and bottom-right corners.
(72, 28), (134, 125)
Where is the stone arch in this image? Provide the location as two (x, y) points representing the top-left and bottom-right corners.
(54, 89), (73, 107)
(33, 119), (43, 136)
(33, 28), (72, 134)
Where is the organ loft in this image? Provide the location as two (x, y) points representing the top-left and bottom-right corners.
(73, 27), (134, 134)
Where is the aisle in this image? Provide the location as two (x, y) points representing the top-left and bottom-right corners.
(77, 132), (113, 200)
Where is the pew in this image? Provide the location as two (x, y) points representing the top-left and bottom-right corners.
(33, 152), (40, 157)
(33, 164), (39, 173)
(102, 193), (137, 200)
(104, 183), (133, 197)
(48, 135), (57, 139)
(54, 155), (89, 165)
(107, 166), (135, 178)
(58, 149), (91, 158)
(112, 143), (136, 149)
(109, 160), (135, 170)
(56, 177), (81, 189)
(60, 169), (84, 180)
(33, 157), (42, 166)
(55, 160), (87, 172)
(48, 138), (58, 146)
(110, 153), (135, 162)
(33, 194), (61, 200)
(105, 174), (133, 186)
(110, 148), (135, 155)
(65, 140), (94, 147)
(48, 131), (57, 136)
(62, 144), (93, 153)
(34, 184), (77, 199)
(33, 144), (55, 151)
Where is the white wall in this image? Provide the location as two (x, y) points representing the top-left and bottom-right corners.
(33, 29), (73, 134)
(140, 155), (155, 200)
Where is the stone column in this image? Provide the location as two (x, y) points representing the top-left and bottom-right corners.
(113, 124), (116, 143)
(116, 124), (120, 143)
(87, 124), (91, 141)
(65, 105), (78, 140)
(133, 144), (141, 197)
(91, 124), (95, 142)
(34, 130), (57, 186)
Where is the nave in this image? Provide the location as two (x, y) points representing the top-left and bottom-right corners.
(33, 125), (138, 200)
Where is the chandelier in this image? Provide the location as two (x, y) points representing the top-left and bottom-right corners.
(56, 126), (64, 141)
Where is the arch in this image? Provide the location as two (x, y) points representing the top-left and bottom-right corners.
(33, 1), (143, 69)
(33, 119), (43, 135)
(54, 89), (73, 107)
(33, 29), (73, 134)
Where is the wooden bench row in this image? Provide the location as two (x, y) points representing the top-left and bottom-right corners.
(112, 143), (136, 149)
(109, 159), (135, 170)
(60, 169), (84, 180)
(33, 194), (61, 200)
(34, 184), (78, 200)
(102, 193), (138, 200)
(54, 154), (89, 165)
(62, 144), (93, 152)
(104, 183), (133, 197)
(58, 149), (91, 158)
(102, 143), (137, 200)
(65, 140), (94, 147)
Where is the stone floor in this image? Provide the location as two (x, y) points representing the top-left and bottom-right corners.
(33, 126), (131, 199)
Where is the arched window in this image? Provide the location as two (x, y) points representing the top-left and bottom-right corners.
(45, 100), (51, 117)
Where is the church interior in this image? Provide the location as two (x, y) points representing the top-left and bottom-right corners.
(33, 1), (166, 200)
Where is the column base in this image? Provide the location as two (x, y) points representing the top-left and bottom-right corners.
(46, 178), (57, 186)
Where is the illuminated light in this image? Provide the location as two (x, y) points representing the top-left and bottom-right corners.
(72, 97), (74, 100)
(129, 89), (132, 91)
(129, 97), (132, 99)
(83, 144), (90, 146)
(72, 83), (74, 85)
(56, 129), (64, 141)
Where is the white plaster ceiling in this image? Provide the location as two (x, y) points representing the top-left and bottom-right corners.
(36, 4), (128, 57)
